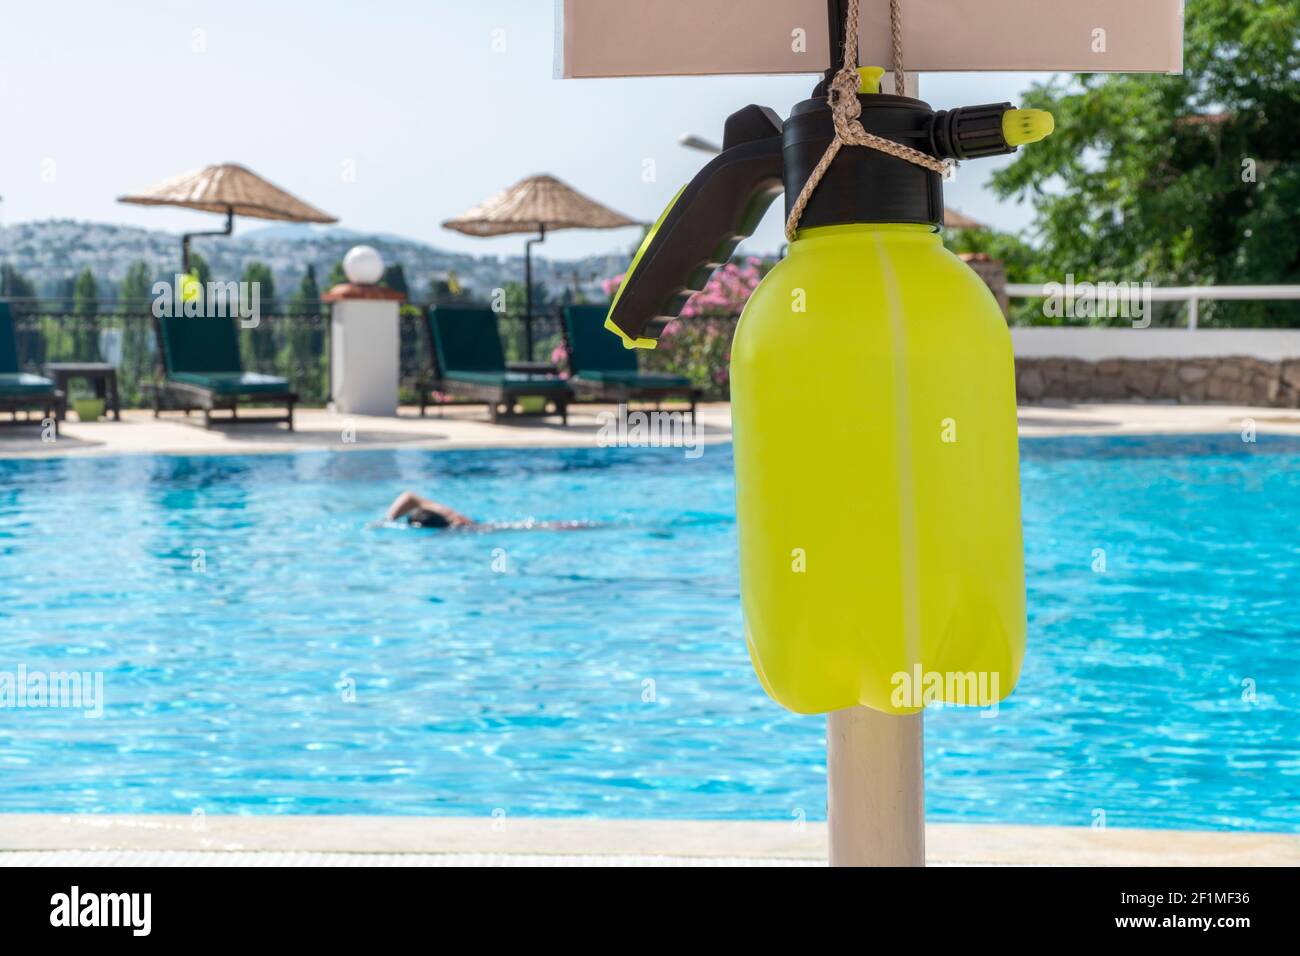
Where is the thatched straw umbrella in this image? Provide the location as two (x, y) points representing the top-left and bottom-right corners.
(118, 163), (337, 273)
(443, 174), (639, 358)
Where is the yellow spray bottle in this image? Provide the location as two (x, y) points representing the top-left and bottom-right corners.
(605, 60), (1052, 716)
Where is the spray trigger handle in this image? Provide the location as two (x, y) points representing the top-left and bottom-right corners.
(604, 105), (784, 350)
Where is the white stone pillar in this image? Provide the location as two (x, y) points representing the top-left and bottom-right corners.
(323, 246), (405, 416)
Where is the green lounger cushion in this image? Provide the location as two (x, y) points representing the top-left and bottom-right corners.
(0, 302), (27, 375)
(562, 304), (639, 377)
(159, 315), (288, 395)
(442, 370), (570, 394)
(428, 306), (507, 374)
(0, 303), (55, 395)
(0, 372), (58, 396)
(170, 372), (290, 395)
(158, 315), (243, 374)
(573, 369), (692, 388)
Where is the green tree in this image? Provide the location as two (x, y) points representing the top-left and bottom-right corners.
(284, 265), (325, 401)
(501, 279), (551, 362)
(239, 261), (278, 370)
(69, 268), (101, 358)
(72, 268), (99, 316)
(944, 227), (1045, 325)
(117, 261), (155, 403)
(119, 261), (152, 305)
(427, 272), (461, 303)
(241, 261), (276, 306)
(381, 263), (408, 297)
(326, 260), (348, 288)
(291, 264), (320, 308)
(991, 0), (1300, 327)
(0, 264), (36, 298)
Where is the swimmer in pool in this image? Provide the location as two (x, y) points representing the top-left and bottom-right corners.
(383, 490), (594, 532)
(385, 491), (476, 529)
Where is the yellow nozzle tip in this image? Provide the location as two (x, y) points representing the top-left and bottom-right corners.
(1002, 108), (1054, 146)
(857, 66), (885, 94)
(603, 316), (657, 351)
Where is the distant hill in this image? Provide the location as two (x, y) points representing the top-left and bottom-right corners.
(0, 219), (637, 301)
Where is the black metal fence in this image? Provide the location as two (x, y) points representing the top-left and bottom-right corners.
(497, 311), (566, 366)
(395, 304), (567, 395)
(2, 298), (726, 409)
(4, 300), (333, 407)
(2, 299), (576, 409)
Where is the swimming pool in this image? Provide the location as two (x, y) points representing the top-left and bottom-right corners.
(0, 435), (1296, 830)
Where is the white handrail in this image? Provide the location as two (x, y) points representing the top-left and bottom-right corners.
(1004, 283), (1300, 331)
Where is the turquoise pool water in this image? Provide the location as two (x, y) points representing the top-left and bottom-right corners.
(0, 435), (1296, 830)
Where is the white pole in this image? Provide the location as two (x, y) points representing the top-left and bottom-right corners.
(881, 70), (919, 97)
(823, 66), (926, 869)
(827, 707), (925, 866)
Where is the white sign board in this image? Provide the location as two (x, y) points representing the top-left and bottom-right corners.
(557, 0), (1184, 77)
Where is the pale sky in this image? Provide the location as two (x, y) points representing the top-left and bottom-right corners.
(0, 0), (1055, 261)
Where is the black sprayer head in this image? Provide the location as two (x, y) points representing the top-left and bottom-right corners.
(603, 82), (1052, 349)
(784, 88), (1055, 230)
(782, 92), (944, 230)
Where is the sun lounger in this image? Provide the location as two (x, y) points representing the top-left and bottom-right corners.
(422, 306), (572, 424)
(154, 314), (296, 429)
(0, 302), (62, 434)
(562, 304), (699, 423)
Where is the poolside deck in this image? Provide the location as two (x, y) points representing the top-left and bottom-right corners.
(1, 400), (1298, 459)
(0, 816), (1294, 866)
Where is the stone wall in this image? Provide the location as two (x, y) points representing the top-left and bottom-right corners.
(1015, 355), (1300, 406)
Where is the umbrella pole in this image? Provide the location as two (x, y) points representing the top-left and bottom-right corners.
(524, 224), (546, 361)
(181, 208), (234, 275)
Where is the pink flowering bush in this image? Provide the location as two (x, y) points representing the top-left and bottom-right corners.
(602, 257), (766, 399)
(549, 342), (571, 379)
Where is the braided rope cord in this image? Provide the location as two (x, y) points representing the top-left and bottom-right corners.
(784, 0), (953, 241)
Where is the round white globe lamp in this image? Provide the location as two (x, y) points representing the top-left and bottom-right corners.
(343, 245), (385, 285)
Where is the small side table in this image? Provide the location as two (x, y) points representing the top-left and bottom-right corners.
(43, 363), (122, 422)
(506, 361), (560, 376)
